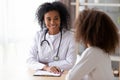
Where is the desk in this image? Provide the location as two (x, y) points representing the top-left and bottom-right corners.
(1, 64), (67, 80)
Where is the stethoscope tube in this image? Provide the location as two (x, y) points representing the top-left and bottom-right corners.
(40, 29), (50, 46)
(40, 29), (62, 61)
(54, 30), (62, 61)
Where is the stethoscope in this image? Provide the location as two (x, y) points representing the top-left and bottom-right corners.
(40, 29), (62, 61)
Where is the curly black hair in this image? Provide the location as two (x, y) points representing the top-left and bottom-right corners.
(36, 1), (71, 31)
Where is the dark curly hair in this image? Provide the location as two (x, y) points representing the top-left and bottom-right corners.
(75, 9), (119, 54)
(36, 1), (71, 31)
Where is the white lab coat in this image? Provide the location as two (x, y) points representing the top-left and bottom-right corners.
(27, 30), (77, 70)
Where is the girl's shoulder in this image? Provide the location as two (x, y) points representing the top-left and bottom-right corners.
(83, 47), (107, 58)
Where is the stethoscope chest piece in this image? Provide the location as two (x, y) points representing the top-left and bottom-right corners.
(53, 56), (59, 61)
(41, 29), (62, 61)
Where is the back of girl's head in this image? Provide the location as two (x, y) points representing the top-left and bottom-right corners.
(36, 1), (70, 30)
(75, 9), (119, 54)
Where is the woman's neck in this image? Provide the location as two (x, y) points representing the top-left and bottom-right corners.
(87, 43), (91, 47)
(48, 30), (60, 35)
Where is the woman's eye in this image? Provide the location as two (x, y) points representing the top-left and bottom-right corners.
(47, 18), (51, 21)
(54, 17), (59, 20)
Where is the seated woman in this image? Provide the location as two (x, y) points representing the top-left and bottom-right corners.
(27, 1), (77, 74)
(66, 9), (119, 80)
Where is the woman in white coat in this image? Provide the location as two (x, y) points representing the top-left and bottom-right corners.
(27, 1), (76, 74)
(66, 9), (119, 80)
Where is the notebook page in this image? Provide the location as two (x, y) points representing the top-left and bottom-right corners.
(33, 70), (63, 77)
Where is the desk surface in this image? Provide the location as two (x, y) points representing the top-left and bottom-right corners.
(1, 64), (67, 80)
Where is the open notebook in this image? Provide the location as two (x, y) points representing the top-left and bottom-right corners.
(33, 70), (64, 77)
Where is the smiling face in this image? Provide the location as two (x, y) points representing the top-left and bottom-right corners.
(44, 10), (61, 35)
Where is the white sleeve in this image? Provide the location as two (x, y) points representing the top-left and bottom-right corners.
(26, 32), (45, 70)
(66, 48), (97, 80)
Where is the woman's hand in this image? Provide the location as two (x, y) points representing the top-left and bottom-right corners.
(43, 65), (61, 74)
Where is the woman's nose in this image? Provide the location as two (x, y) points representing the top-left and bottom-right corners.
(50, 20), (55, 24)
